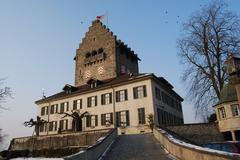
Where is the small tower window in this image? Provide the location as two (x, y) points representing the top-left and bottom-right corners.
(92, 50), (97, 56)
(98, 48), (103, 54)
(86, 52), (91, 58)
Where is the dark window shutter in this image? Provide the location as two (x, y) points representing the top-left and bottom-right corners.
(87, 97), (91, 107)
(73, 100), (76, 110)
(86, 115), (91, 127)
(126, 110), (130, 126)
(142, 108), (146, 124)
(55, 121), (58, 131)
(95, 96), (98, 106)
(67, 102), (69, 111)
(133, 87), (137, 99)
(116, 112), (121, 127)
(125, 90), (128, 100)
(101, 114), (105, 125)
(109, 93), (112, 103)
(101, 94), (104, 105)
(116, 91), (120, 102)
(138, 108), (141, 124)
(65, 119), (68, 130)
(46, 106), (49, 115)
(143, 85), (147, 97)
(95, 115), (98, 126)
(80, 99), (82, 109)
(56, 104), (58, 113)
(110, 113), (113, 124)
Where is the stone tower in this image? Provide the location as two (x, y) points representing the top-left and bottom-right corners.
(74, 20), (140, 86)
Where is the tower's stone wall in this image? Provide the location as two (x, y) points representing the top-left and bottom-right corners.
(75, 21), (117, 86)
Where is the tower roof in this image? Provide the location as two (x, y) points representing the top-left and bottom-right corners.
(215, 83), (238, 106)
(74, 20), (140, 61)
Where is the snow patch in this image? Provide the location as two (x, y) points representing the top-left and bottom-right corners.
(157, 128), (240, 157)
(11, 158), (63, 160)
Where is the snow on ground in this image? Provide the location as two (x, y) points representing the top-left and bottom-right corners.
(11, 158), (63, 160)
(158, 128), (240, 157)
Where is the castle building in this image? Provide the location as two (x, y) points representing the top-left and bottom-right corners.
(214, 55), (240, 141)
(35, 20), (184, 135)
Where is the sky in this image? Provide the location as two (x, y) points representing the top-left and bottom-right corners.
(1, 0), (240, 149)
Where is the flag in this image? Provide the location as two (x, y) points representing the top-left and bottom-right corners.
(96, 15), (105, 20)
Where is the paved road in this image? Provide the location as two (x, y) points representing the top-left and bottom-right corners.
(103, 133), (175, 160)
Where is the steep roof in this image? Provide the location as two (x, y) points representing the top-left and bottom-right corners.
(74, 20), (140, 61)
(214, 83), (238, 106)
(35, 73), (183, 104)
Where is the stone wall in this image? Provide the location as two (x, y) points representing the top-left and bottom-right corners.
(9, 129), (110, 151)
(165, 123), (224, 145)
(65, 128), (118, 160)
(75, 20), (117, 86)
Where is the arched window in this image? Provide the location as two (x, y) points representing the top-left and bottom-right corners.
(92, 50), (97, 56)
(98, 48), (103, 54)
(86, 52), (91, 58)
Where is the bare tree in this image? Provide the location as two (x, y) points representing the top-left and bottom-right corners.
(0, 79), (12, 110)
(0, 79), (12, 146)
(177, 1), (240, 118)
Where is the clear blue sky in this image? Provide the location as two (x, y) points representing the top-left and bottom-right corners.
(1, 0), (240, 149)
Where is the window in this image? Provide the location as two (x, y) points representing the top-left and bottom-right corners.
(73, 99), (82, 110)
(49, 122), (54, 131)
(101, 93), (112, 105)
(231, 104), (240, 117)
(218, 107), (226, 119)
(133, 85), (147, 99)
(138, 108), (145, 124)
(39, 125), (44, 132)
(155, 87), (161, 100)
(116, 89), (128, 102)
(60, 103), (64, 113)
(60, 102), (69, 113)
(116, 110), (129, 127)
(87, 96), (97, 107)
(50, 105), (55, 114)
(59, 119), (68, 130)
(54, 121), (57, 131)
(86, 115), (98, 127)
(41, 107), (45, 116)
(101, 113), (113, 126)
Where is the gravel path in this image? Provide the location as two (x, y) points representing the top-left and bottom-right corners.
(102, 133), (175, 160)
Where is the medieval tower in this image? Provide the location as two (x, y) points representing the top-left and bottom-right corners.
(74, 20), (140, 86)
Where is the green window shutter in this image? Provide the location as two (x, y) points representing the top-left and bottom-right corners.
(143, 85), (147, 97)
(133, 87), (137, 99)
(126, 110), (130, 126)
(125, 90), (128, 100)
(95, 115), (98, 126)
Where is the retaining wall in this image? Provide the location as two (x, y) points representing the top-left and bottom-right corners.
(165, 123), (224, 145)
(65, 128), (117, 160)
(153, 128), (240, 160)
(9, 129), (110, 151)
